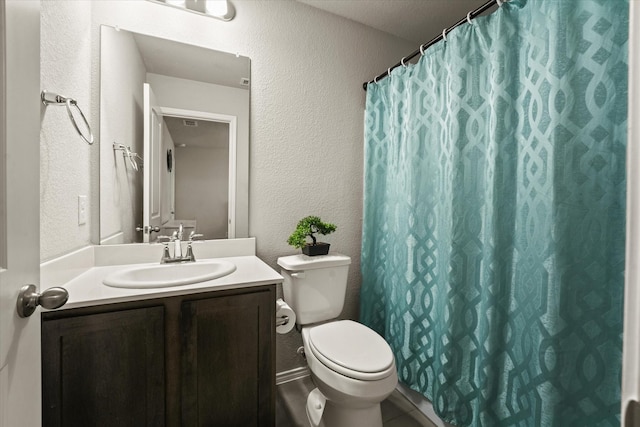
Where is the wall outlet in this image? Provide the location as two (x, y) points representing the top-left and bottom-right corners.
(78, 195), (87, 225)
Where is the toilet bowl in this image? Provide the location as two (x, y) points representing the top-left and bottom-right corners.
(302, 320), (398, 427)
(277, 254), (398, 427)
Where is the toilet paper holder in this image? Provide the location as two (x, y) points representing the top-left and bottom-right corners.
(276, 315), (290, 327)
(275, 298), (296, 334)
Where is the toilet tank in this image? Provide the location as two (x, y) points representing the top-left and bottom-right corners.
(277, 254), (351, 325)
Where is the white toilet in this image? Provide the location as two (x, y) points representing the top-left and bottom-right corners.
(277, 254), (398, 427)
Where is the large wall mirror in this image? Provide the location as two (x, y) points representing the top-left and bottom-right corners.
(99, 25), (250, 244)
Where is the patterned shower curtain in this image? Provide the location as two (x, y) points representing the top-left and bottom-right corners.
(360, 0), (628, 426)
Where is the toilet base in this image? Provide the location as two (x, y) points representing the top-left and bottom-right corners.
(306, 387), (383, 427)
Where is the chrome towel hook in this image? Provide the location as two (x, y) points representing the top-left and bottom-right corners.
(41, 90), (94, 145)
(113, 142), (143, 171)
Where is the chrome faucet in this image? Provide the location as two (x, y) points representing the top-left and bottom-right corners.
(158, 225), (203, 264)
(173, 223), (184, 259)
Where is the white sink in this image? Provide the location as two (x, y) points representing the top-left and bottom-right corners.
(102, 260), (237, 289)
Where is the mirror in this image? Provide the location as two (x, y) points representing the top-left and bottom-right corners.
(99, 25), (250, 244)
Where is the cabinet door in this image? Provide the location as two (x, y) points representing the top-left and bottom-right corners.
(181, 290), (274, 427)
(42, 306), (165, 427)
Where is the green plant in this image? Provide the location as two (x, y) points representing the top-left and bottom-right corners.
(287, 216), (337, 249)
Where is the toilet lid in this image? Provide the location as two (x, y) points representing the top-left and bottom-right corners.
(308, 320), (394, 380)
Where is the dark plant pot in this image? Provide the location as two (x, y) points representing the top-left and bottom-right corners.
(302, 242), (330, 256)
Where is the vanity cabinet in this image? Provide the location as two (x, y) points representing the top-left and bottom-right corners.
(181, 290), (274, 425)
(42, 306), (165, 427)
(42, 285), (276, 427)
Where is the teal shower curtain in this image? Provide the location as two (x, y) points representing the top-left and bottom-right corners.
(360, 0), (628, 426)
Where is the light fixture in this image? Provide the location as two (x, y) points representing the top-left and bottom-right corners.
(150, 0), (235, 21)
(205, 0), (228, 17)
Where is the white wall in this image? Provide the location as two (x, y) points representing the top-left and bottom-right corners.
(40, 0), (93, 259)
(175, 145), (229, 239)
(40, 0), (414, 372)
(99, 27), (146, 245)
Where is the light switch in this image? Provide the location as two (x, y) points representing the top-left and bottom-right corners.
(78, 195), (87, 225)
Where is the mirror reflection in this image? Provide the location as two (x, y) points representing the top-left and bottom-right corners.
(163, 115), (231, 240)
(99, 25), (250, 245)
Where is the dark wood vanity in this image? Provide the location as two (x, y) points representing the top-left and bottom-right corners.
(41, 284), (276, 427)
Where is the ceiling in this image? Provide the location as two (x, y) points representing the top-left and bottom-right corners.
(132, 30), (250, 89)
(296, 0), (495, 44)
(164, 116), (230, 149)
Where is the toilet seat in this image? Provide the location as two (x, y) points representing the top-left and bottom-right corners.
(306, 320), (395, 381)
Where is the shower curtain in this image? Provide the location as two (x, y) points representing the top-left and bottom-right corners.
(360, 0), (628, 426)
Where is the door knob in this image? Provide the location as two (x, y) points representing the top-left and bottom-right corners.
(16, 284), (69, 318)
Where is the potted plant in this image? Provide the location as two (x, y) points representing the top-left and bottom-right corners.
(287, 216), (337, 256)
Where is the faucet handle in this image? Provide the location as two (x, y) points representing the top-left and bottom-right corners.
(156, 235), (171, 243)
(189, 231), (204, 241)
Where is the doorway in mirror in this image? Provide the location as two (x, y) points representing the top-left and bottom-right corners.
(155, 111), (236, 240)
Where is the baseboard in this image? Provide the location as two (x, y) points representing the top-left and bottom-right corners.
(276, 366), (310, 385)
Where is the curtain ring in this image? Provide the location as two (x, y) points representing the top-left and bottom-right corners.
(420, 44), (426, 56)
(387, 67), (392, 77)
(497, 0), (503, 6)
(374, 75), (379, 83)
(467, 11), (473, 24)
(401, 57), (407, 67)
(442, 28), (447, 41)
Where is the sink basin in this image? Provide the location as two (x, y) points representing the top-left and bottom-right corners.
(103, 260), (237, 289)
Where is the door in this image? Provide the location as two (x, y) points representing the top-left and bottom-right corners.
(0, 1), (42, 427)
(181, 290), (275, 426)
(143, 83), (162, 243)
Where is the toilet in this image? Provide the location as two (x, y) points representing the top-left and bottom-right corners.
(277, 254), (398, 427)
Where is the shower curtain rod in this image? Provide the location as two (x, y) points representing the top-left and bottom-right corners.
(362, 0), (499, 90)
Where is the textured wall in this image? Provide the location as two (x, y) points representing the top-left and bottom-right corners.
(40, 0), (93, 260)
(175, 145), (229, 239)
(41, 0), (414, 372)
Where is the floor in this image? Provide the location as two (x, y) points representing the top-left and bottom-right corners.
(276, 375), (438, 427)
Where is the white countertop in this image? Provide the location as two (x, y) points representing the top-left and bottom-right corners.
(51, 255), (283, 310)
